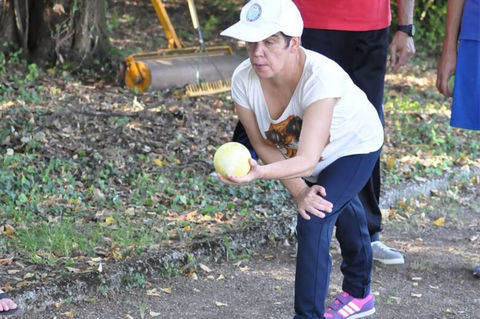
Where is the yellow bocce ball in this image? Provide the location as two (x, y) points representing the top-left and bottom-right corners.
(213, 142), (252, 178)
(448, 74), (455, 95)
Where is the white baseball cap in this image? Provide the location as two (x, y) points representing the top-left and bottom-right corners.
(220, 0), (303, 42)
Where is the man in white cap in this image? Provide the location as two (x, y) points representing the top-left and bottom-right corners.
(220, 0), (382, 318)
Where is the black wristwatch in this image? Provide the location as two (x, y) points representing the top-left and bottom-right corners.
(397, 24), (415, 37)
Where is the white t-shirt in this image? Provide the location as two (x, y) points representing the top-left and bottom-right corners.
(231, 48), (384, 182)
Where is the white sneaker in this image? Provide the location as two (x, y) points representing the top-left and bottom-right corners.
(371, 241), (404, 265)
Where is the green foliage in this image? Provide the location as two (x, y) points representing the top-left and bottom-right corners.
(161, 261), (181, 278)
(202, 0), (243, 29)
(124, 272), (146, 288)
(202, 15), (220, 40)
(0, 49), (45, 103)
(107, 7), (120, 32)
(224, 236), (236, 261)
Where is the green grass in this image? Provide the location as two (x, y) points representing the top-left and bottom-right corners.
(382, 92), (480, 187)
(0, 136), (288, 265)
(0, 152), (276, 258)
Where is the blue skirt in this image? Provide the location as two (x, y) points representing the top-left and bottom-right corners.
(451, 39), (480, 131)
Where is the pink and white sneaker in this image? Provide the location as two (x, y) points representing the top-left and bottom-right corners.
(324, 291), (375, 319)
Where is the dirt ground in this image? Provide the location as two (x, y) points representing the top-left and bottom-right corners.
(14, 180), (479, 319)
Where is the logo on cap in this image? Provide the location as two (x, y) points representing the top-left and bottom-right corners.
(246, 3), (262, 22)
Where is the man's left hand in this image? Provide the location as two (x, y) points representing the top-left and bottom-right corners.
(389, 31), (415, 73)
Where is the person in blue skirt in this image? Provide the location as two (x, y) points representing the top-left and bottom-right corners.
(436, 0), (480, 277)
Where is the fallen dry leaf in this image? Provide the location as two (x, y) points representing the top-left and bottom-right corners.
(2, 283), (11, 292)
(102, 216), (115, 226)
(150, 311), (162, 317)
(386, 156), (397, 170)
(147, 288), (162, 297)
(432, 217), (445, 227)
(7, 269), (20, 275)
(0, 258), (13, 266)
(153, 158), (168, 167)
(61, 310), (75, 318)
(430, 189), (441, 197)
(215, 301), (228, 307)
(198, 263), (212, 273)
(65, 267), (81, 273)
(23, 272), (35, 279)
(16, 281), (28, 289)
(93, 188), (105, 202)
(52, 3), (65, 15)
(160, 287), (172, 294)
(185, 269), (196, 277)
(4, 224), (15, 237)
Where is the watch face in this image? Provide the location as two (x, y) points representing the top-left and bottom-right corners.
(410, 25), (415, 36)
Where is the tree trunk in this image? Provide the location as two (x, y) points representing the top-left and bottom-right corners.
(0, 0), (109, 68)
(0, 1), (17, 48)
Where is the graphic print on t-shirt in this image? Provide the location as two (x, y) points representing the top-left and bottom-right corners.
(265, 115), (302, 158)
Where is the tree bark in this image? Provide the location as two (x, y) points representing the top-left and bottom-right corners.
(0, 0), (17, 47)
(0, 0), (109, 68)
